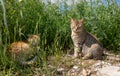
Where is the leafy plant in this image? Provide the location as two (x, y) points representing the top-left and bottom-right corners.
(0, 0), (120, 75)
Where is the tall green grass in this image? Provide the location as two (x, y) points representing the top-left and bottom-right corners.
(72, 0), (120, 52)
(0, 0), (120, 75)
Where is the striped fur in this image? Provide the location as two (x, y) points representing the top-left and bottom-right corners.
(71, 18), (103, 59)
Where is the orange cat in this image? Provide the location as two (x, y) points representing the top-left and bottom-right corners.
(71, 18), (103, 59)
(8, 35), (40, 65)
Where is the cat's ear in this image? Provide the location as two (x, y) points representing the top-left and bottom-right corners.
(71, 18), (75, 23)
(79, 18), (84, 23)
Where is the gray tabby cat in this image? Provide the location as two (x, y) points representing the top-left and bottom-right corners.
(71, 18), (103, 59)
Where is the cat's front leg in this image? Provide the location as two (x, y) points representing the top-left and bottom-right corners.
(73, 44), (81, 58)
(73, 47), (79, 58)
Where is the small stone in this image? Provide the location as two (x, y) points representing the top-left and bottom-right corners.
(82, 68), (88, 76)
(73, 65), (79, 69)
(57, 68), (64, 72)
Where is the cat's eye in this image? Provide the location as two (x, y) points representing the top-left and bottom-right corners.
(77, 24), (81, 28)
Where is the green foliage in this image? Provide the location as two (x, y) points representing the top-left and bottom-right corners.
(70, 0), (120, 52)
(0, 0), (120, 75)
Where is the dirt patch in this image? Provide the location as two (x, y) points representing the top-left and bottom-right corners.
(48, 52), (120, 76)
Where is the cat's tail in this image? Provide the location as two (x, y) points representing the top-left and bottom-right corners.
(103, 49), (120, 61)
(20, 55), (37, 65)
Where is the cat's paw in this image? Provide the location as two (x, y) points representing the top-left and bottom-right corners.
(72, 55), (79, 59)
(82, 52), (92, 60)
(82, 57), (89, 60)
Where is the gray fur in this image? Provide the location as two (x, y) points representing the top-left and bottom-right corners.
(71, 18), (103, 59)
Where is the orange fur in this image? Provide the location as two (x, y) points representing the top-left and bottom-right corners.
(8, 35), (40, 64)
